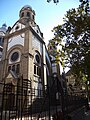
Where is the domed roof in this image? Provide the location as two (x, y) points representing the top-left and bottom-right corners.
(0, 24), (7, 33)
(20, 5), (33, 12)
(22, 5), (32, 9)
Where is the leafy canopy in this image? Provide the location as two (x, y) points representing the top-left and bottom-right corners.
(51, 0), (90, 84)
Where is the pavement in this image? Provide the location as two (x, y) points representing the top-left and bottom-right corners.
(84, 110), (90, 120)
(67, 106), (90, 120)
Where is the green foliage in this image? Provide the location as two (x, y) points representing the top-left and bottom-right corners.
(52, 1), (90, 84)
(47, 0), (89, 5)
(47, 0), (59, 4)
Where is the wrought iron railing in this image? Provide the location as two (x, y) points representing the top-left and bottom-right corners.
(0, 78), (88, 120)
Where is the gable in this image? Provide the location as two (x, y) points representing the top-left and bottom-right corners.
(10, 21), (25, 34)
(5, 70), (18, 85)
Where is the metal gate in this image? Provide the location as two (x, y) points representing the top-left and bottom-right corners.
(0, 77), (88, 120)
(0, 78), (57, 120)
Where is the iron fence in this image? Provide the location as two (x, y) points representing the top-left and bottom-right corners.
(0, 78), (88, 120)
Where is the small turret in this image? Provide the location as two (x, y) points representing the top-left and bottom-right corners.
(0, 23), (7, 33)
(19, 5), (35, 25)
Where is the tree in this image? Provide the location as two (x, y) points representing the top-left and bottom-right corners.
(47, 0), (59, 4)
(51, 1), (90, 85)
(47, 0), (89, 5)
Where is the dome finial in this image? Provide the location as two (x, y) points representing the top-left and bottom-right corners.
(2, 23), (7, 28)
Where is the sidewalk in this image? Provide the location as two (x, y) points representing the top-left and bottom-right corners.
(69, 106), (85, 120)
(85, 109), (90, 120)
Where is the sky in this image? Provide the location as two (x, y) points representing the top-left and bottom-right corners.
(0, 0), (80, 45)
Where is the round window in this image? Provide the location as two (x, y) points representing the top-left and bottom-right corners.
(11, 52), (19, 62)
(35, 54), (40, 64)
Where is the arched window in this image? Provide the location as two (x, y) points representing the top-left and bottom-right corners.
(35, 54), (40, 64)
(21, 12), (24, 17)
(34, 65), (36, 74)
(0, 37), (4, 46)
(34, 53), (41, 77)
(12, 65), (15, 71)
(16, 64), (20, 74)
(8, 64), (20, 74)
(2, 38), (4, 43)
(37, 67), (41, 76)
(0, 37), (2, 43)
(27, 12), (30, 17)
(32, 15), (34, 20)
(34, 65), (41, 77)
(0, 47), (3, 52)
(8, 66), (11, 72)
